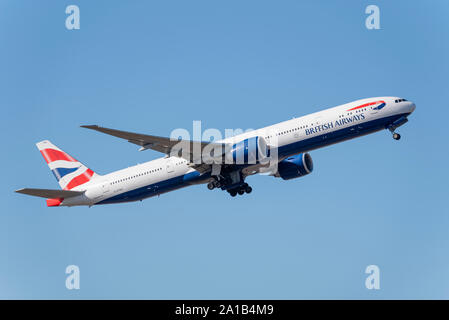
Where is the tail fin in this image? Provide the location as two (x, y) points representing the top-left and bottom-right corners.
(36, 140), (100, 190)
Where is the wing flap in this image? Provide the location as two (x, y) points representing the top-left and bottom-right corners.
(15, 188), (84, 199)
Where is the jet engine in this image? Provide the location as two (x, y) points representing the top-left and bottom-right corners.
(224, 136), (270, 165)
(276, 153), (313, 180)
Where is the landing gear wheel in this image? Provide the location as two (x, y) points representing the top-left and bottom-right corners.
(245, 186), (252, 194)
(238, 189), (245, 195)
(393, 133), (401, 140)
(207, 182), (215, 190)
(229, 190), (237, 197)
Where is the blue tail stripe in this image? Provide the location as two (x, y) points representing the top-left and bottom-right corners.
(51, 167), (79, 181)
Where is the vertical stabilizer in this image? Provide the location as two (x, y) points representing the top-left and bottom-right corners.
(36, 140), (100, 190)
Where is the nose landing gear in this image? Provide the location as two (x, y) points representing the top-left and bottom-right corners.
(393, 133), (401, 140)
(387, 125), (401, 141)
(387, 120), (406, 141)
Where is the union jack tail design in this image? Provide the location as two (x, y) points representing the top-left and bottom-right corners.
(36, 140), (100, 190)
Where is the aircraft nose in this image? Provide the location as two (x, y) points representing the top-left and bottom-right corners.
(409, 101), (416, 113)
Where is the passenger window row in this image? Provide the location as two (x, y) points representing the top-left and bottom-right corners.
(273, 109), (373, 138)
(338, 107), (372, 118)
(111, 167), (162, 185)
(271, 123), (315, 137)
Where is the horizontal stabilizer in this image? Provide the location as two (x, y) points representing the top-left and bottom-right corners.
(15, 188), (84, 199)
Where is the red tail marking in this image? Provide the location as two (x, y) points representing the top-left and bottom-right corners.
(40, 148), (77, 164)
(64, 169), (94, 190)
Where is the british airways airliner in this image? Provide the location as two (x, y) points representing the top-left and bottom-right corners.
(16, 97), (415, 207)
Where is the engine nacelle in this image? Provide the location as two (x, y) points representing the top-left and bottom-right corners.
(277, 153), (313, 180)
(225, 136), (270, 165)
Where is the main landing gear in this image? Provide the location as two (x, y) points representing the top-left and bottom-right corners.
(207, 169), (252, 197)
(207, 181), (253, 197)
(207, 181), (216, 190)
(227, 183), (252, 197)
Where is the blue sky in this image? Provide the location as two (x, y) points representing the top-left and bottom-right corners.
(1, 0), (448, 299)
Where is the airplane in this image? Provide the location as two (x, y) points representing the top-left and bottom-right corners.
(15, 96), (415, 207)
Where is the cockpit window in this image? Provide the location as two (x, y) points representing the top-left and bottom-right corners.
(395, 98), (408, 103)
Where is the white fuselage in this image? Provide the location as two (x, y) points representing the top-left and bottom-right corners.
(62, 96), (415, 206)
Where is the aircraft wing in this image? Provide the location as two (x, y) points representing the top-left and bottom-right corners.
(15, 188), (85, 199)
(81, 125), (228, 168)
